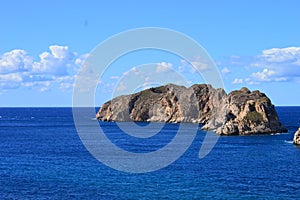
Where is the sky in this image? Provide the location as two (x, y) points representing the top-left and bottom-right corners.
(0, 0), (300, 106)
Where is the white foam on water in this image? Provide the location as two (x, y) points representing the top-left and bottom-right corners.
(270, 133), (280, 136)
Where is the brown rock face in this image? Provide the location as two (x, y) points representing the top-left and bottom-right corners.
(203, 87), (287, 135)
(97, 84), (216, 123)
(96, 84), (287, 135)
(293, 128), (300, 145)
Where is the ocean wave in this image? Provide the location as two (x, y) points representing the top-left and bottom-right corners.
(270, 133), (280, 136)
(284, 140), (293, 144)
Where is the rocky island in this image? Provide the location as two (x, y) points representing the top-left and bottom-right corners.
(96, 84), (287, 135)
(293, 128), (300, 145)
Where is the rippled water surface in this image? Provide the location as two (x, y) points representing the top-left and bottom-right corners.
(0, 107), (300, 199)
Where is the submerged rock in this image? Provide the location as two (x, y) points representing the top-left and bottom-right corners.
(96, 84), (287, 135)
(293, 128), (300, 145)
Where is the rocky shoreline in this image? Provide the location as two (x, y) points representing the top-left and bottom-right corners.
(97, 84), (287, 135)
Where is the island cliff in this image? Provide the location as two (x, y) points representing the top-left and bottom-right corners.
(293, 128), (300, 145)
(96, 84), (287, 135)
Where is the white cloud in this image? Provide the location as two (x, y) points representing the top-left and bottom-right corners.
(55, 75), (75, 91)
(191, 62), (209, 72)
(0, 45), (85, 92)
(260, 47), (300, 63)
(0, 49), (32, 74)
(156, 62), (173, 73)
(179, 57), (211, 74)
(251, 68), (276, 81)
(0, 73), (23, 89)
(31, 45), (75, 76)
(123, 67), (143, 76)
(244, 78), (256, 85)
(59, 82), (73, 91)
(75, 53), (89, 66)
(232, 78), (243, 84)
(190, 56), (212, 72)
(253, 47), (300, 79)
(49, 45), (73, 59)
(0, 73), (23, 82)
(221, 67), (230, 74)
(22, 81), (51, 92)
(233, 46), (300, 84)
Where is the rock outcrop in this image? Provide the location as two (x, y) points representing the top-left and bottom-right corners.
(203, 87), (287, 135)
(293, 128), (300, 145)
(96, 84), (287, 135)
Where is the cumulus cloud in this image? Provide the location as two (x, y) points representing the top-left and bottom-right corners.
(232, 78), (243, 84)
(0, 45), (85, 92)
(31, 45), (75, 75)
(75, 53), (89, 67)
(249, 46), (300, 82)
(227, 46), (300, 85)
(55, 75), (75, 91)
(251, 68), (276, 81)
(156, 62), (173, 73)
(244, 78), (258, 85)
(0, 49), (32, 74)
(0, 73), (23, 89)
(260, 47), (300, 63)
(22, 81), (51, 92)
(221, 67), (230, 74)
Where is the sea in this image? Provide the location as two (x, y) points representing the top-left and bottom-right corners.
(0, 107), (300, 199)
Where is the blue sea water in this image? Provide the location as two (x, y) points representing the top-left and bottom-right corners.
(0, 107), (300, 199)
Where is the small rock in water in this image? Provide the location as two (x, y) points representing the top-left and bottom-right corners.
(293, 128), (300, 145)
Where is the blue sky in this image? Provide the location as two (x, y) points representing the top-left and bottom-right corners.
(0, 0), (300, 106)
